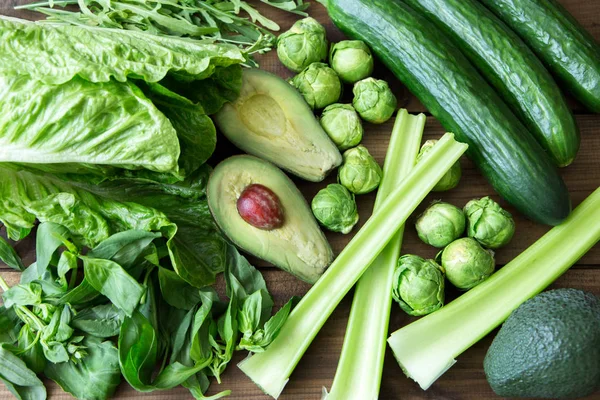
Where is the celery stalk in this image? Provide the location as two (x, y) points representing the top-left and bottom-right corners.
(388, 186), (600, 390)
(238, 133), (468, 399)
(324, 110), (425, 400)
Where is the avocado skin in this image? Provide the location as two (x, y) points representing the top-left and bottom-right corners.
(484, 288), (600, 399)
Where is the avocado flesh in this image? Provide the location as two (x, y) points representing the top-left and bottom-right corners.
(484, 288), (600, 399)
(214, 68), (342, 182)
(207, 155), (334, 283)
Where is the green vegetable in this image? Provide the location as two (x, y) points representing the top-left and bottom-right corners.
(238, 133), (467, 398)
(17, 0), (310, 68)
(338, 145), (382, 194)
(484, 288), (600, 399)
(277, 17), (328, 72)
(415, 201), (465, 248)
(404, 0), (580, 167)
(388, 186), (600, 390)
(0, 16), (244, 86)
(352, 78), (397, 124)
(0, 343), (47, 400)
(438, 238), (495, 290)
(290, 62), (342, 110)
(464, 197), (515, 249)
(393, 255), (445, 316)
(324, 110), (425, 400)
(318, 0), (571, 226)
(417, 140), (461, 191)
(311, 184), (359, 234)
(0, 238), (24, 272)
(481, 0), (600, 113)
(329, 40), (374, 83)
(320, 104), (364, 151)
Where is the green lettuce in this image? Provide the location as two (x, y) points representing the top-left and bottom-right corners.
(0, 166), (227, 288)
(0, 16), (245, 85)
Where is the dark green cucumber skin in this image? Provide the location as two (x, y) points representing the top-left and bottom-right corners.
(403, 0), (579, 167)
(481, 0), (600, 113)
(320, 0), (571, 225)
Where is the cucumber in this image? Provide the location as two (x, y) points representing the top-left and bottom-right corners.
(481, 0), (600, 113)
(318, 0), (571, 226)
(403, 0), (579, 167)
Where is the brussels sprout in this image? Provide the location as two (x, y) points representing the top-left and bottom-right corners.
(417, 140), (462, 191)
(290, 63), (342, 110)
(276, 17), (328, 72)
(464, 197), (515, 249)
(338, 145), (382, 194)
(438, 237), (495, 290)
(320, 104), (364, 150)
(415, 201), (466, 248)
(352, 78), (397, 124)
(329, 40), (374, 84)
(392, 255), (445, 316)
(311, 184), (359, 234)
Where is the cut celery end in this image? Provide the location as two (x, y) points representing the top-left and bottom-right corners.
(324, 110), (426, 400)
(388, 187), (600, 390)
(238, 133), (468, 399)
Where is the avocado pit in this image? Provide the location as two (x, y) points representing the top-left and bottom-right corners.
(237, 184), (284, 230)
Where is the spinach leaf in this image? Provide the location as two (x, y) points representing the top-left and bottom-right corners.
(81, 257), (144, 316)
(158, 267), (201, 310)
(35, 222), (70, 278)
(0, 344), (46, 400)
(45, 336), (121, 400)
(16, 325), (46, 374)
(0, 237), (24, 271)
(86, 230), (161, 270)
(71, 304), (124, 338)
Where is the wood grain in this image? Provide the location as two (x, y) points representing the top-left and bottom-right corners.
(0, 0), (599, 399)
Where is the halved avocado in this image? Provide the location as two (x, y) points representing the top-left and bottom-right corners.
(207, 155), (334, 283)
(213, 69), (342, 182)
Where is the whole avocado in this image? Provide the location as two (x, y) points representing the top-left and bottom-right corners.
(484, 288), (600, 399)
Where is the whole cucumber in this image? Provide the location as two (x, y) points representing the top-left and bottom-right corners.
(481, 0), (600, 113)
(317, 0), (571, 225)
(403, 0), (579, 167)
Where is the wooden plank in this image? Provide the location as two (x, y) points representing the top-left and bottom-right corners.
(1, 268), (599, 400)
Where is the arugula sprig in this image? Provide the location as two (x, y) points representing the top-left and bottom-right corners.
(17, 0), (310, 67)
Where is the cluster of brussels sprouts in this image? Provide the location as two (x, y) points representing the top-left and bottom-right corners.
(392, 197), (515, 316)
(278, 18), (396, 235)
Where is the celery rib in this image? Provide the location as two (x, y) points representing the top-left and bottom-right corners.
(324, 110), (425, 400)
(388, 187), (600, 390)
(238, 133), (468, 399)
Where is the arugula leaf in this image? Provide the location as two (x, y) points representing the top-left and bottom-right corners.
(81, 257), (144, 316)
(45, 336), (121, 400)
(158, 267), (202, 310)
(0, 237), (24, 271)
(71, 304), (124, 338)
(0, 16), (245, 85)
(0, 344), (47, 400)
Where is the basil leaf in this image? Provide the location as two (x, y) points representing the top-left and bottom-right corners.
(57, 279), (100, 307)
(158, 267), (201, 310)
(0, 237), (24, 271)
(224, 244), (267, 302)
(71, 304), (124, 338)
(0, 306), (22, 344)
(87, 230), (161, 270)
(0, 344), (46, 400)
(45, 336), (121, 400)
(82, 257), (144, 316)
(2, 283), (42, 308)
(238, 289), (274, 336)
(16, 326), (46, 374)
(35, 222), (70, 278)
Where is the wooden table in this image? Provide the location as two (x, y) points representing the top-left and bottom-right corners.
(1, 0), (599, 399)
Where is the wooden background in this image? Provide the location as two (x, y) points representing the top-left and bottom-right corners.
(1, 0), (599, 399)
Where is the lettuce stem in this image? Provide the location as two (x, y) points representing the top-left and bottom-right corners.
(238, 132), (468, 399)
(388, 186), (600, 390)
(324, 110), (425, 400)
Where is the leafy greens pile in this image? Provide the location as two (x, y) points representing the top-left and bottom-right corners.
(17, 0), (310, 67)
(0, 14), (293, 400)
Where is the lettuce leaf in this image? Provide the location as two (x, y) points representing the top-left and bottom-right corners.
(0, 74), (182, 177)
(0, 16), (245, 85)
